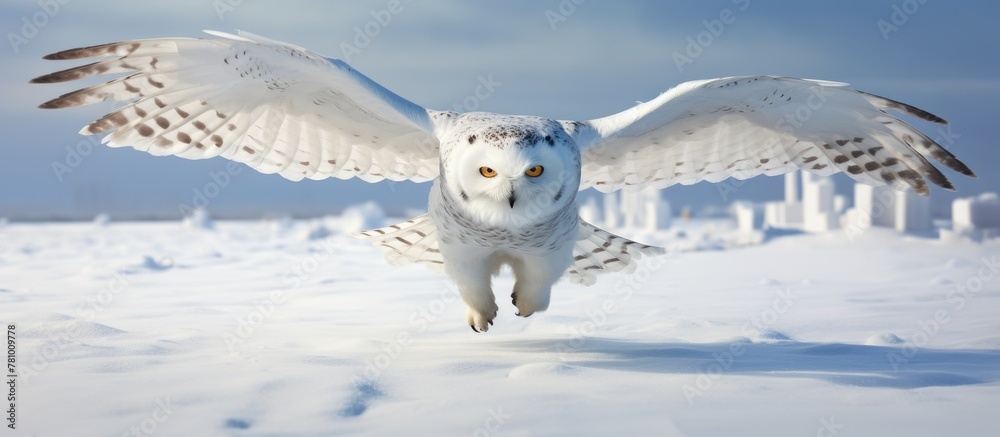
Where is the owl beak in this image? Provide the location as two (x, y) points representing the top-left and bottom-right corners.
(508, 192), (517, 208)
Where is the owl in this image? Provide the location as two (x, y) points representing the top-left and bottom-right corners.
(32, 31), (974, 332)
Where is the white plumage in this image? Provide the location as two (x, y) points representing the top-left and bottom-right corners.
(33, 31), (975, 332)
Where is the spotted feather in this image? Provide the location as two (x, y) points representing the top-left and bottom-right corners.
(31, 30), (446, 183)
(571, 76), (975, 196)
(355, 214), (445, 272)
(565, 220), (665, 286)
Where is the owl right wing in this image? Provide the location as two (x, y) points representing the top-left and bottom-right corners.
(566, 76), (975, 196)
(32, 30), (452, 183)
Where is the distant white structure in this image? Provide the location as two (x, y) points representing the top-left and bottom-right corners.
(586, 187), (672, 231)
(764, 173), (803, 228)
(801, 173), (840, 232)
(733, 202), (764, 234)
(762, 171), (842, 232)
(945, 193), (1000, 240)
(743, 170), (942, 236)
(842, 183), (931, 234)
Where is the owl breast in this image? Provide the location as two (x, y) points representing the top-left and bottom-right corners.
(429, 179), (579, 254)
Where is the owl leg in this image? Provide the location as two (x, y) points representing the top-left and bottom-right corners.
(510, 254), (564, 318)
(443, 249), (499, 333)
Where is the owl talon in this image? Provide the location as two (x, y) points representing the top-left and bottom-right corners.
(465, 304), (498, 333)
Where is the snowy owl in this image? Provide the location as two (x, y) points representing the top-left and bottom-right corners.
(33, 31), (975, 332)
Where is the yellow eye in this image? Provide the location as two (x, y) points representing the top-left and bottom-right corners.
(479, 166), (497, 178)
(525, 165), (544, 177)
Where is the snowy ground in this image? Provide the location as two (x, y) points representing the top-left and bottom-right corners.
(2, 216), (1000, 436)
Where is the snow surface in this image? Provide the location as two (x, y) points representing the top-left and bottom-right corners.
(2, 217), (1000, 436)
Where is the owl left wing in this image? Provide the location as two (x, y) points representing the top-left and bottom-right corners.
(566, 76), (975, 196)
(32, 30), (449, 183)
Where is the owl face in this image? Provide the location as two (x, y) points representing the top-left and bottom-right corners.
(442, 115), (580, 228)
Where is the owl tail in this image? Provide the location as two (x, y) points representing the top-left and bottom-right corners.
(354, 214), (445, 272)
(565, 220), (666, 286)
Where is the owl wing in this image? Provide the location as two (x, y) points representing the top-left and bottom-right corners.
(32, 30), (450, 183)
(355, 214), (445, 272)
(566, 76), (975, 196)
(565, 220), (665, 286)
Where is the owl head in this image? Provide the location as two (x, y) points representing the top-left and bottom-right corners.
(441, 114), (581, 227)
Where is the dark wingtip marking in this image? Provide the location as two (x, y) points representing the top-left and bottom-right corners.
(29, 65), (93, 83)
(860, 91), (948, 125)
(37, 99), (63, 109)
(928, 148), (976, 178)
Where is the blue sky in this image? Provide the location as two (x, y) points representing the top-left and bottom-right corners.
(1, 1), (997, 219)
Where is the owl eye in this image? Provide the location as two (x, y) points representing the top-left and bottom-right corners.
(525, 165), (544, 177)
(479, 166), (497, 178)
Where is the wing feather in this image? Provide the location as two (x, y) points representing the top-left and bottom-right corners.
(569, 76), (975, 196)
(566, 220), (665, 286)
(32, 31), (450, 183)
